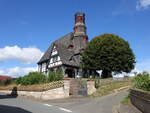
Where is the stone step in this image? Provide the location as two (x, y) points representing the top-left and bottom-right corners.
(69, 79), (87, 96)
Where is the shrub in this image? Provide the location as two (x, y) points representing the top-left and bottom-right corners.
(95, 79), (101, 89)
(16, 70), (63, 85)
(48, 69), (63, 82)
(48, 71), (56, 82)
(132, 72), (150, 91)
(16, 72), (47, 85)
(56, 69), (63, 80)
(0, 79), (12, 86)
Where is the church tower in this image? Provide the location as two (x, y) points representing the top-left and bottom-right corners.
(74, 12), (86, 37)
(73, 12), (88, 53)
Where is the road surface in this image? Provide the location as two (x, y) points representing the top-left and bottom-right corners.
(45, 90), (128, 113)
(0, 95), (74, 113)
(0, 90), (128, 113)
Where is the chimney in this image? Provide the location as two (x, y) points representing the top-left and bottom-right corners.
(74, 12), (86, 37)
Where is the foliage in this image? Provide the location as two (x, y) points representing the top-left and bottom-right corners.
(15, 69), (63, 85)
(16, 72), (47, 85)
(132, 72), (150, 91)
(48, 69), (63, 82)
(81, 34), (135, 78)
(95, 79), (101, 89)
(121, 96), (131, 104)
(0, 79), (13, 86)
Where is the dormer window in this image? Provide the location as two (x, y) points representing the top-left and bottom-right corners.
(68, 45), (74, 50)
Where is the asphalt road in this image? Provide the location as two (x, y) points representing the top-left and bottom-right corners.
(0, 95), (74, 113)
(45, 90), (128, 113)
(0, 90), (128, 113)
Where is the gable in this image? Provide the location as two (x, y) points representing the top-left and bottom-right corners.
(51, 46), (58, 56)
(37, 33), (73, 64)
(37, 32), (83, 67)
(37, 43), (54, 64)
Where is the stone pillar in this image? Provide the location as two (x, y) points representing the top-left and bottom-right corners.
(87, 80), (96, 95)
(63, 80), (70, 97)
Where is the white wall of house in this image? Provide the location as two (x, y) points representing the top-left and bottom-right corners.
(49, 56), (62, 68)
(41, 63), (47, 73)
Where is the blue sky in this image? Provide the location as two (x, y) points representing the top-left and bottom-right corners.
(0, 0), (150, 77)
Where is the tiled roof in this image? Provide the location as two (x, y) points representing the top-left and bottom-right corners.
(0, 75), (11, 80)
(37, 32), (86, 67)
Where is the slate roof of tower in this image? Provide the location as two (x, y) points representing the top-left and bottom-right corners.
(37, 32), (81, 67)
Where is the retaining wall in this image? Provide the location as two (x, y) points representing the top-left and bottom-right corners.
(0, 80), (96, 100)
(130, 89), (150, 113)
(0, 80), (70, 100)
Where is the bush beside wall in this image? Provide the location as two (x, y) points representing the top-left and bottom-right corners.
(0, 79), (13, 86)
(16, 69), (63, 85)
(132, 72), (150, 91)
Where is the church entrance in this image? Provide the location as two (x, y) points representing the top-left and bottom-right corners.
(65, 68), (75, 78)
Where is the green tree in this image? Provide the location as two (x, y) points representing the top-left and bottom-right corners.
(81, 34), (135, 78)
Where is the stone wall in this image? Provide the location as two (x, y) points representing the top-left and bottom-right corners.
(0, 80), (70, 100)
(69, 79), (96, 96)
(0, 79), (96, 100)
(130, 89), (150, 113)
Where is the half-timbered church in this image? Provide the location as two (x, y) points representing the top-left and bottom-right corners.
(37, 12), (88, 78)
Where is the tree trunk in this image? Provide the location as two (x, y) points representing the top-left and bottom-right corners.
(101, 70), (112, 78)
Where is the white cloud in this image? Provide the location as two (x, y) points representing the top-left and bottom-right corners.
(136, 59), (150, 73)
(0, 70), (5, 75)
(0, 45), (43, 64)
(136, 0), (150, 10)
(0, 67), (38, 77)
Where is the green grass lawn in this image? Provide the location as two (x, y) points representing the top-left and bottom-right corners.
(91, 80), (132, 97)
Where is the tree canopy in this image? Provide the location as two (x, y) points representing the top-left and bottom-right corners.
(81, 34), (135, 78)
